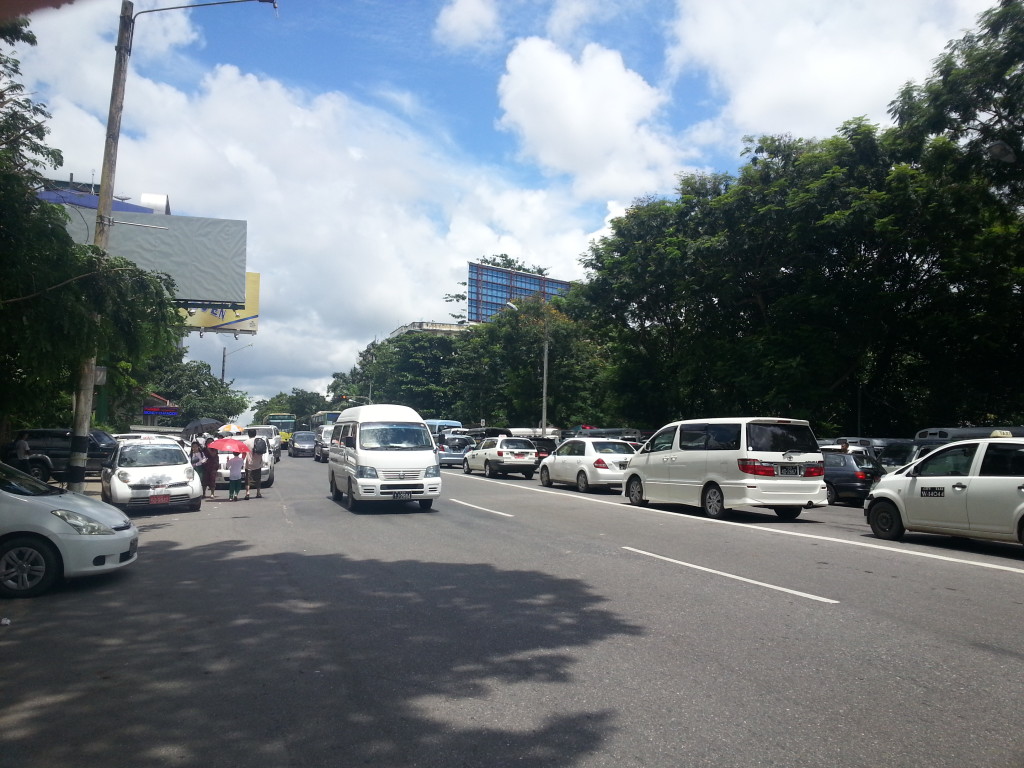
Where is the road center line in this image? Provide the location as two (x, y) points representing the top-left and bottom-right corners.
(448, 498), (514, 517)
(623, 546), (839, 603)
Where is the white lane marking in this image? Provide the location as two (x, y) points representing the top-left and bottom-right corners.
(623, 546), (839, 604)
(449, 498), (514, 517)
(445, 472), (1024, 575)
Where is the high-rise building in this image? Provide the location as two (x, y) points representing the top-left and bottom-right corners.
(466, 262), (572, 322)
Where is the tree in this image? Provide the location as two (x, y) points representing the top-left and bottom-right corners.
(152, 359), (249, 425)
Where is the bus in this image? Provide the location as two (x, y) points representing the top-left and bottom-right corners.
(265, 413), (296, 448)
(424, 419), (463, 436)
(308, 410), (345, 432)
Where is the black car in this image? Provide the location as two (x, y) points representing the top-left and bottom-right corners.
(2, 428), (118, 481)
(288, 431), (317, 458)
(823, 451), (886, 505)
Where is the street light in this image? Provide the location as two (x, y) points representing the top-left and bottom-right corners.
(505, 300), (550, 435)
(221, 342), (253, 382)
(68, 0), (276, 491)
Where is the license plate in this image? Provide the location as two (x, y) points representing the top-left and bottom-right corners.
(149, 494), (171, 504)
(392, 491), (412, 500)
(514, 453), (525, 458)
(778, 465), (799, 476)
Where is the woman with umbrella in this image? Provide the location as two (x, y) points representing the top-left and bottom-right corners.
(202, 437), (221, 498)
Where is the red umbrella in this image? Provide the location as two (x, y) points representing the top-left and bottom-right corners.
(208, 438), (250, 453)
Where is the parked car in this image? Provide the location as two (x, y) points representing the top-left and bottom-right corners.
(100, 438), (203, 513)
(245, 425), (282, 462)
(876, 440), (945, 472)
(823, 451), (885, 505)
(437, 433), (476, 468)
(288, 431), (317, 458)
(1, 428), (117, 482)
(539, 437), (636, 492)
(531, 437), (559, 465)
(463, 437), (537, 479)
(0, 461), (139, 597)
(215, 448), (275, 489)
(313, 425), (333, 463)
(865, 437), (1024, 547)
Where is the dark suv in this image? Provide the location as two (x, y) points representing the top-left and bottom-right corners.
(2, 428), (118, 481)
(823, 451), (886, 505)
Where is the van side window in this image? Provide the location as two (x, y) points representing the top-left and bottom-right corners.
(706, 424), (740, 450)
(648, 427), (677, 453)
(679, 424), (707, 451)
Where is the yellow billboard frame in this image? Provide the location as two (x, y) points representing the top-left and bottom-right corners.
(181, 272), (260, 334)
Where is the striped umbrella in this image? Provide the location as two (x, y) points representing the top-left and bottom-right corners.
(219, 423), (246, 435)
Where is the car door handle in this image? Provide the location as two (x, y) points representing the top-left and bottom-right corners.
(952, 482), (967, 490)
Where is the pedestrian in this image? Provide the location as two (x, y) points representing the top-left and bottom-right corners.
(244, 428), (266, 499)
(13, 432), (31, 475)
(189, 439), (207, 474)
(838, 438), (851, 453)
(203, 436), (220, 498)
(226, 451), (245, 501)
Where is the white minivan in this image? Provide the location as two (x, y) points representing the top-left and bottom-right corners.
(623, 417), (827, 520)
(328, 404), (442, 511)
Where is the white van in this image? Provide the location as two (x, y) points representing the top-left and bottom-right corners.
(623, 417), (827, 520)
(328, 404), (442, 511)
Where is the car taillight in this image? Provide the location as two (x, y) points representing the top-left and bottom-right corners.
(496, 450), (504, 456)
(804, 463), (824, 477)
(854, 470), (867, 480)
(593, 458), (609, 469)
(738, 458), (775, 476)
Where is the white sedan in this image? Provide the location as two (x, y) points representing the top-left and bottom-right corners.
(0, 462), (139, 597)
(539, 437), (636, 492)
(100, 439), (203, 513)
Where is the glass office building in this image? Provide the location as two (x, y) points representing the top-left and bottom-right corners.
(467, 262), (572, 322)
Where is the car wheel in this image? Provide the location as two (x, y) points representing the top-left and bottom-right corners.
(524, 470), (534, 480)
(330, 472), (342, 502)
(576, 471), (590, 493)
(27, 461), (49, 482)
(774, 506), (802, 520)
(463, 459), (472, 474)
(0, 536), (61, 598)
(419, 499), (433, 510)
(826, 482), (837, 506)
(484, 461), (496, 478)
(344, 479), (360, 511)
(540, 467), (552, 487)
(189, 497), (202, 511)
(263, 468), (275, 488)
(702, 484), (728, 518)
(100, 484), (111, 504)
(626, 476), (648, 507)
(868, 501), (905, 540)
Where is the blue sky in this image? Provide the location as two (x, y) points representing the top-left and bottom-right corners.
(15, 0), (994, 415)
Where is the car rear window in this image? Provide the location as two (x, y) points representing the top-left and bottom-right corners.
(593, 441), (635, 454)
(502, 439), (535, 450)
(747, 423), (819, 453)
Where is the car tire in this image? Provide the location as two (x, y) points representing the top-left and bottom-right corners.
(826, 482), (837, 506)
(344, 479), (360, 511)
(524, 470), (534, 480)
(0, 536), (61, 598)
(540, 467), (552, 487)
(774, 506), (802, 520)
(189, 497), (202, 511)
(868, 501), (905, 540)
(626, 476), (648, 507)
(419, 499), (433, 510)
(702, 484), (729, 518)
(27, 461), (49, 482)
(330, 472), (342, 502)
(484, 461), (496, 478)
(463, 459), (472, 474)
(576, 471), (590, 493)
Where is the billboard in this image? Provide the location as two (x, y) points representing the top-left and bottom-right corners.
(180, 272), (260, 335)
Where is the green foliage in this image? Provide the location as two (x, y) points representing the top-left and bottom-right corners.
(253, 389), (329, 426)
(152, 358), (250, 425)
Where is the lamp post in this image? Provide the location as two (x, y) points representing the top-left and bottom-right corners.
(221, 343), (253, 382)
(67, 0), (276, 491)
(506, 301), (549, 435)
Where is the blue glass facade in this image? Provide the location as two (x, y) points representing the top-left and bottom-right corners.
(466, 262), (572, 322)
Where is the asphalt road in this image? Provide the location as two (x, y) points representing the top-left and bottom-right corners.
(2, 456), (1023, 768)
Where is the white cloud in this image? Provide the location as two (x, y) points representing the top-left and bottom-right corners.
(434, 0), (502, 50)
(498, 37), (689, 200)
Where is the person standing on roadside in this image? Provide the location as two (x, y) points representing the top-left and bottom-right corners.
(244, 428), (266, 500)
(14, 432), (31, 475)
(226, 451), (245, 501)
(203, 436), (220, 499)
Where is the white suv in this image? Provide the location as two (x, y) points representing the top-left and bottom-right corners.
(865, 437), (1024, 547)
(463, 437), (537, 479)
(246, 425), (281, 462)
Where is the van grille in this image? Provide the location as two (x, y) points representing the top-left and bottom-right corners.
(380, 468), (425, 480)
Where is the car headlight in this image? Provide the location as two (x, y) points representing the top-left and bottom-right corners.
(51, 509), (116, 535)
(185, 467), (195, 480)
(355, 465), (379, 479)
(116, 470), (131, 483)
(424, 464), (440, 478)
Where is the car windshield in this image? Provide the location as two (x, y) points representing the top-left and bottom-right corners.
(747, 423), (820, 453)
(359, 422), (434, 451)
(593, 441), (635, 454)
(0, 462), (65, 496)
(293, 432), (315, 440)
(501, 439), (535, 450)
(117, 445), (187, 467)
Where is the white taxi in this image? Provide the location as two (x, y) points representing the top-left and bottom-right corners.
(865, 437), (1024, 547)
(100, 438), (203, 513)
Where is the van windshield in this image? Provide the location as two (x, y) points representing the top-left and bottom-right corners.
(747, 423), (819, 453)
(359, 422), (435, 451)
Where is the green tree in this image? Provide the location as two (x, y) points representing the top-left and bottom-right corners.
(152, 359), (249, 425)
